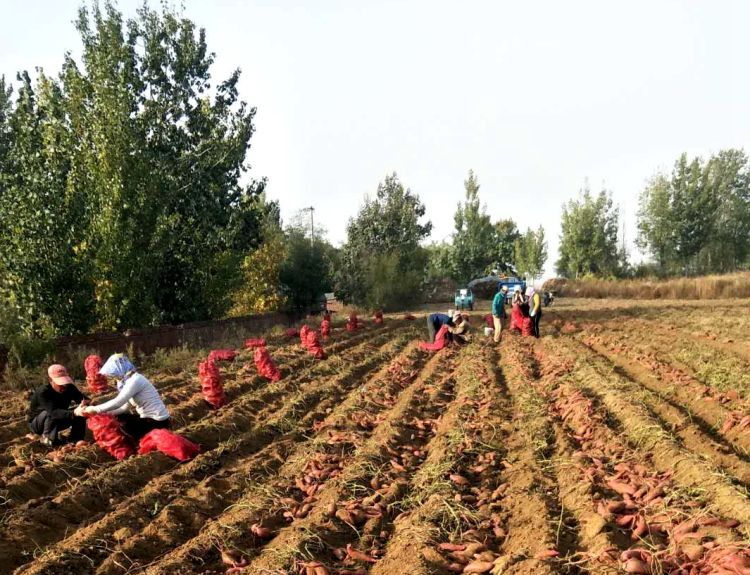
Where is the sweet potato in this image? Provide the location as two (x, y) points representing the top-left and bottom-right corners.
(462, 561), (494, 574)
(623, 558), (651, 574)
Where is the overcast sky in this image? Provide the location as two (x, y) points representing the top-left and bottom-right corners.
(2, 0), (749, 277)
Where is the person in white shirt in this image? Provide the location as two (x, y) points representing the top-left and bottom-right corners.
(77, 353), (170, 441)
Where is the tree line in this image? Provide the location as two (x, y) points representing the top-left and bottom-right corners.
(0, 3), (548, 345)
(556, 149), (750, 279)
(2, 2), (745, 352)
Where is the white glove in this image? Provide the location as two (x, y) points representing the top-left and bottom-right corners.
(530, 309), (536, 317)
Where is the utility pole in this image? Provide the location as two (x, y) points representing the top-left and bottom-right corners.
(303, 206), (315, 248)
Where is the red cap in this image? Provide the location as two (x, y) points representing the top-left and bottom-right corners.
(48, 364), (74, 385)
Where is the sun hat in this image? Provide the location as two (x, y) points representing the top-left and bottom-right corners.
(48, 364), (74, 385)
(452, 312), (462, 322)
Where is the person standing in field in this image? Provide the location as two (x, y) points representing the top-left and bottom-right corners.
(27, 364), (88, 447)
(510, 286), (525, 331)
(77, 353), (171, 441)
(491, 285), (509, 343)
(527, 286), (542, 338)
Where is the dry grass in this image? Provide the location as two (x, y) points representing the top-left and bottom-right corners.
(545, 271), (750, 300)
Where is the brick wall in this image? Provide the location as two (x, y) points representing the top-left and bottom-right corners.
(53, 311), (299, 362)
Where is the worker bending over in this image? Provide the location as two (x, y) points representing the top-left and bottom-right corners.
(77, 353), (170, 441)
(426, 311), (470, 344)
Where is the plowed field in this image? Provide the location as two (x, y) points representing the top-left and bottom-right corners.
(1, 299), (750, 575)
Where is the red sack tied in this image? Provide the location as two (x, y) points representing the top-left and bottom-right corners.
(419, 324), (450, 352)
(286, 327), (299, 338)
(483, 314), (494, 328)
(87, 414), (135, 460)
(208, 349), (237, 362)
(510, 304), (524, 332)
(84, 354), (109, 394)
(320, 318), (331, 338)
(244, 338), (267, 349)
(521, 316), (534, 337)
(304, 330), (327, 359)
(300, 325), (311, 347)
(199, 359), (227, 408)
(138, 428), (200, 462)
(254, 346), (282, 382)
(373, 310), (384, 325)
(346, 313), (359, 332)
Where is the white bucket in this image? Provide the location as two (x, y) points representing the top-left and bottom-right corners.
(484, 327), (494, 337)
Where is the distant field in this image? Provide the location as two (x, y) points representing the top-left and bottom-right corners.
(1, 299), (749, 574)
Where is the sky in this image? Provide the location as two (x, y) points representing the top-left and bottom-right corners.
(2, 0), (749, 278)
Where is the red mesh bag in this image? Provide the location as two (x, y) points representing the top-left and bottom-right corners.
(419, 324), (450, 352)
(199, 359), (227, 408)
(521, 317), (534, 337)
(373, 311), (384, 325)
(404, 313), (416, 320)
(483, 314), (494, 328)
(300, 325), (311, 346)
(244, 338), (267, 349)
(138, 429), (200, 462)
(286, 327), (298, 338)
(84, 354), (109, 394)
(87, 414), (135, 460)
(208, 349), (237, 362)
(304, 330), (327, 359)
(320, 318), (331, 338)
(346, 313), (359, 332)
(254, 347), (282, 382)
(510, 305), (524, 332)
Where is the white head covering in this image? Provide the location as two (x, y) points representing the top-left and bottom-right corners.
(99, 353), (136, 379)
(513, 286), (521, 293)
(527, 286), (536, 298)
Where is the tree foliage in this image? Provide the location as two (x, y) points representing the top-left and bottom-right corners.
(278, 211), (336, 311)
(637, 149), (750, 275)
(557, 187), (621, 278)
(0, 2), (266, 335)
(515, 226), (548, 280)
(335, 173), (431, 309)
(451, 170), (497, 282)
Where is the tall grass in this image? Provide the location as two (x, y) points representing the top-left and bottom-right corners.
(544, 272), (750, 300)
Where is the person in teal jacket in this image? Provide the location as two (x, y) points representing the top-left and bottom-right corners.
(491, 285), (509, 343)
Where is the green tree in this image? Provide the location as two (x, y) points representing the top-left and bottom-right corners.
(492, 219), (520, 273)
(515, 226), (548, 279)
(336, 173), (431, 309)
(636, 173), (675, 274)
(671, 154), (716, 274)
(279, 211), (336, 311)
(425, 242), (455, 281)
(0, 2), (265, 335)
(452, 170), (496, 281)
(557, 186), (621, 278)
(701, 149), (750, 272)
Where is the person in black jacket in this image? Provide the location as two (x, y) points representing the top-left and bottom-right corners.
(27, 364), (87, 447)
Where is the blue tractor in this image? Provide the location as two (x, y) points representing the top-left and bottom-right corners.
(497, 276), (526, 302)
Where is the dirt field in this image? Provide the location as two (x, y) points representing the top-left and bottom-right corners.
(1, 299), (750, 574)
